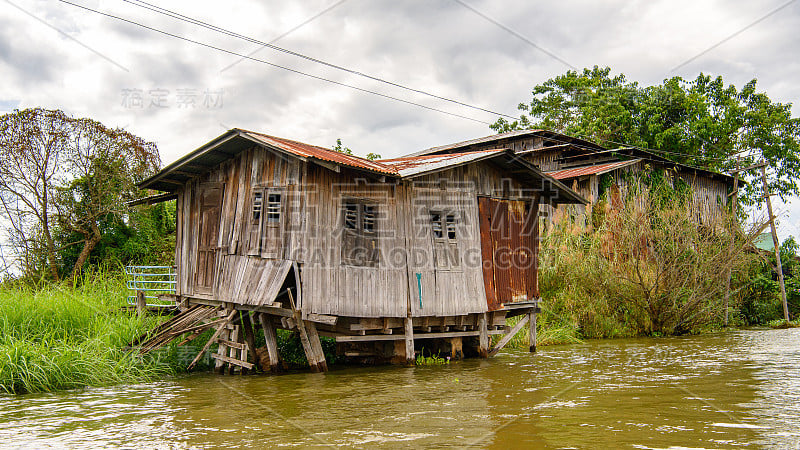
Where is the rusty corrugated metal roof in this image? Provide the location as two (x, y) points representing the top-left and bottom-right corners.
(239, 129), (398, 175)
(377, 149), (503, 177)
(546, 159), (642, 180)
(138, 129), (587, 205)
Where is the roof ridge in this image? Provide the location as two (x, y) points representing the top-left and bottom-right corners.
(235, 128), (396, 173)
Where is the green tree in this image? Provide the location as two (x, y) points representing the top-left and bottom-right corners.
(332, 138), (352, 155)
(332, 138), (381, 160)
(0, 108), (161, 280)
(492, 66), (800, 204)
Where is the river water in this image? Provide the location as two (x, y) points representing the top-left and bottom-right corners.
(1, 327), (798, 449)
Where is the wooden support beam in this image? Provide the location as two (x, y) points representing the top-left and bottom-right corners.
(304, 320), (328, 372)
(217, 339), (247, 350)
(761, 162), (791, 324)
(724, 157), (740, 327)
(489, 314), (530, 357)
(240, 312), (259, 371)
(529, 308), (538, 353)
(187, 309), (237, 370)
(478, 312), (489, 358)
(404, 317), (415, 365)
(135, 291), (146, 316)
(334, 329), (505, 342)
(295, 318), (320, 372)
(306, 313), (338, 326)
(211, 353), (254, 370)
(288, 289), (326, 372)
(226, 324), (240, 374)
(258, 313), (281, 373)
(449, 337), (463, 360)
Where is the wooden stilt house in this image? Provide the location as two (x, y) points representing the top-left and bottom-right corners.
(412, 129), (736, 228)
(135, 128), (586, 372)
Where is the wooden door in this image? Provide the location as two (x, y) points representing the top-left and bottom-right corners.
(478, 197), (540, 311)
(196, 183), (223, 294)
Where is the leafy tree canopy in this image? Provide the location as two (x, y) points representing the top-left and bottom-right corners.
(0, 108), (162, 280)
(491, 66), (800, 203)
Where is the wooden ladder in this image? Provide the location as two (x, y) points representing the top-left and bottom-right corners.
(211, 309), (254, 373)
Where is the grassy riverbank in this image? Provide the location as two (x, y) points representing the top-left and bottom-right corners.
(0, 272), (182, 394)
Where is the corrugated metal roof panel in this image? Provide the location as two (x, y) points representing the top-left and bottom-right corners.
(377, 149), (504, 177)
(546, 159), (642, 180)
(239, 129), (398, 175)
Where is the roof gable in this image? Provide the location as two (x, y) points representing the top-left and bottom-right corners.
(138, 129), (588, 205)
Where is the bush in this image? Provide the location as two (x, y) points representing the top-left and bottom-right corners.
(538, 178), (758, 337)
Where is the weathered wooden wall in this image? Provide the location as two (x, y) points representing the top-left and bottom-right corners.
(300, 164), (408, 318)
(175, 146), (303, 303)
(175, 143), (542, 318)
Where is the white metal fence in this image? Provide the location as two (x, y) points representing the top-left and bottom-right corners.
(125, 265), (177, 309)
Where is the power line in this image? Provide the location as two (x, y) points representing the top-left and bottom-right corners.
(58, 0), (756, 170)
(671, 0), (798, 72)
(58, 0), (493, 125)
(119, 0), (518, 120)
(220, 0), (349, 73)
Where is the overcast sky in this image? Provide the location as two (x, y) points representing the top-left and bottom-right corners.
(2, 0), (800, 238)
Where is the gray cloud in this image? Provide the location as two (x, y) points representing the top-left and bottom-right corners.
(1, 0), (799, 234)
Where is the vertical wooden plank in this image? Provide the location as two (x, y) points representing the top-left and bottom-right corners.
(478, 312), (489, 358)
(295, 318), (321, 373)
(258, 313), (281, 372)
(241, 311), (258, 370)
(529, 308), (537, 353)
(404, 316), (415, 365)
(304, 320), (328, 372)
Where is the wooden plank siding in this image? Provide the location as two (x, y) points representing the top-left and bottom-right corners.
(171, 141), (547, 319)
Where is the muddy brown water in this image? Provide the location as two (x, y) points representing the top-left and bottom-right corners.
(1, 328), (798, 449)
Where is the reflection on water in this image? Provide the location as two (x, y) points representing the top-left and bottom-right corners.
(1, 328), (798, 448)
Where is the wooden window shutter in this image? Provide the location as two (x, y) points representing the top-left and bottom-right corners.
(260, 187), (285, 259)
(341, 200), (379, 267)
(431, 211), (461, 271)
(247, 187), (264, 256)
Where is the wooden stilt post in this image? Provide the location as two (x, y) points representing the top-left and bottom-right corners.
(761, 162), (791, 324)
(449, 337), (463, 360)
(258, 313), (281, 373)
(478, 312), (489, 358)
(227, 323), (240, 375)
(404, 317), (415, 365)
(296, 319), (321, 373)
(304, 320), (328, 372)
(724, 158), (740, 327)
(136, 290), (147, 316)
(287, 289), (324, 372)
(529, 306), (537, 353)
(241, 311), (258, 372)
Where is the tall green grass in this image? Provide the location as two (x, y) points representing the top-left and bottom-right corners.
(0, 271), (176, 394)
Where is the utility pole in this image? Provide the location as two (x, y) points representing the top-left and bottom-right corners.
(723, 157), (740, 327)
(760, 160), (790, 324)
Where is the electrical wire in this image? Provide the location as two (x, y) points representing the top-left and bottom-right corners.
(119, 0), (518, 120)
(59, 0), (769, 171)
(57, 0), (493, 125)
